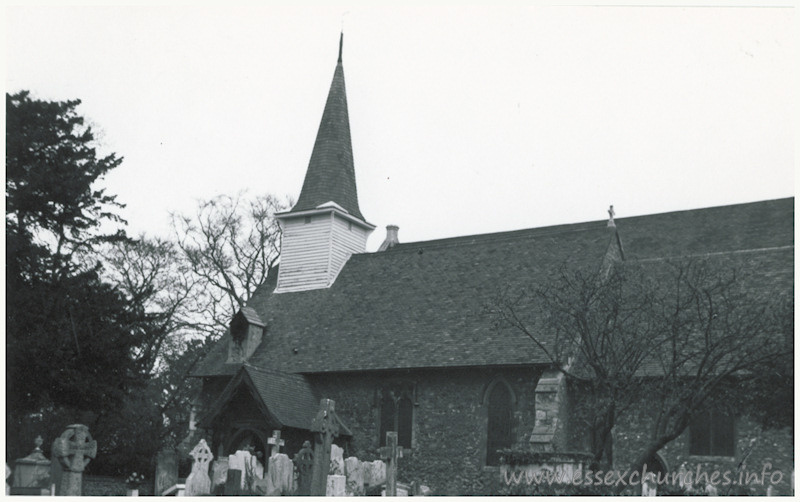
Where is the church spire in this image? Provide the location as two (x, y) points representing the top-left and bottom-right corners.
(289, 32), (365, 221)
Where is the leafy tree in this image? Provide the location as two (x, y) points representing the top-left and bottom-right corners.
(489, 257), (792, 487)
(5, 91), (141, 467)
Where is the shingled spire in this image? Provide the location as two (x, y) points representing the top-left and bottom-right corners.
(275, 34), (375, 293)
(290, 32), (364, 221)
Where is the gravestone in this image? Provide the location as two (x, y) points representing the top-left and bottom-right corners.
(330, 443), (345, 475)
(210, 458), (229, 494)
(294, 440), (314, 495)
(267, 453), (294, 495)
(344, 456), (364, 496)
(51, 424), (96, 496)
(224, 469), (243, 495)
(11, 436), (51, 495)
(268, 430), (285, 458)
(364, 460), (386, 487)
(310, 399), (339, 496)
(326, 474), (346, 496)
(379, 431), (404, 496)
(6, 464), (11, 495)
(227, 450), (249, 491)
(154, 448), (178, 496)
(184, 439), (213, 496)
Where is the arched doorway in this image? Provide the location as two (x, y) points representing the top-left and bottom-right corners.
(226, 428), (268, 470)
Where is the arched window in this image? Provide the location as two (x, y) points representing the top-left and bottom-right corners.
(379, 393), (396, 447)
(397, 396), (414, 449)
(486, 381), (514, 466)
(378, 386), (414, 449)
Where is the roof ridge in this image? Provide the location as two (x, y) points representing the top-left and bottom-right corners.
(366, 221), (607, 254)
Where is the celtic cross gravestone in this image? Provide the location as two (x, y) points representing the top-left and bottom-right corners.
(51, 424), (96, 496)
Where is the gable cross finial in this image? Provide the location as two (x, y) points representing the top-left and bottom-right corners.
(607, 205), (616, 227)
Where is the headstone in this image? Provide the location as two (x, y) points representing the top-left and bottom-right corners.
(326, 474), (346, 496)
(210, 458), (229, 493)
(310, 399), (340, 496)
(266, 453), (294, 495)
(294, 440), (314, 495)
(766, 485), (773, 497)
(268, 430), (285, 458)
(6, 464), (11, 495)
(12, 436), (51, 494)
(419, 484), (432, 496)
(330, 443), (345, 475)
(227, 450), (250, 491)
(154, 448), (178, 496)
(642, 472), (657, 497)
(51, 424), (96, 496)
(224, 469), (242, 495)
(379, 431), (404, 496)
(364, 460), (386, 487)
(184, 439), (213, 496)
(344, 456), (364, 496)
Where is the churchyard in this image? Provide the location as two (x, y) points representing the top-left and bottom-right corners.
(7, 399), (431, 496)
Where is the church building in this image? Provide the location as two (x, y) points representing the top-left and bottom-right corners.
(192, 35), (793, 495)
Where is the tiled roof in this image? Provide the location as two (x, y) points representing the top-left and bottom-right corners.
(200, 364), (320, 430)
(193, 197), (793, 377)
(289, 42), (364, 221)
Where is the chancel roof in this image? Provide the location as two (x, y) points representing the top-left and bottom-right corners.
(193, 197), (793, 378)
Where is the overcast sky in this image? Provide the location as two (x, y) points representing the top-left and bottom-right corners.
(5, 2), (796, 251)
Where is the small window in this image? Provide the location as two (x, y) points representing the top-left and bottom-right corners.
(378, 389), (413, 449)
(486, 382), (514, 466)
(690, 410), (735, 457)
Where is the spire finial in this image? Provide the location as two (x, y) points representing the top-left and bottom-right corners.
(607, 205), (616, 227)
(338, 31), (343, 63)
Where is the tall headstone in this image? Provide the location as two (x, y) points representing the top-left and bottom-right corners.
(379, 431), (403, 496)
(184, 439), (213, 496)
(310, 399), (340, 496)
(330, 443), (345, 475)
(154, 448), (178, 496)
(344, 457), (364, 496)
(51, 424), (96, 496)
(266, 453), (294, 495)
(11, 436), (51, 494)
(294, 441), (314, 495)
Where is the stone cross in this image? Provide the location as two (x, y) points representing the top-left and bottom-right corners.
(379, 431), (404, 496)
(51, 424), (96, 496)
(294, 441), (314, 496)
(184, 439), (213, 496)
(268, 430), (285, 458)
(310, 398), (339, 496)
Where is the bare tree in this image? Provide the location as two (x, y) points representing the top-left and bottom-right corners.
(171, 192), (289, 336)
(489, 257), (791, 483)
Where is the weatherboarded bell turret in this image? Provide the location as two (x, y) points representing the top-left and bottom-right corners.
(275, 33), (375, 293)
